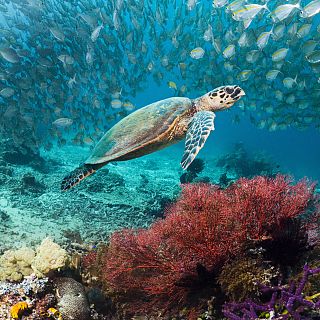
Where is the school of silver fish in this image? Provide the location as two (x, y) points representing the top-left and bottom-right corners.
(0, 0), (319, 152)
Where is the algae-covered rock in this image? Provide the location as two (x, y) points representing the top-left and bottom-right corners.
(31, 238), (69, 277)
(0, 247), (35, 281)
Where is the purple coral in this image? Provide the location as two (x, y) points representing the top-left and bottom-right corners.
(223, 265), (320, 320)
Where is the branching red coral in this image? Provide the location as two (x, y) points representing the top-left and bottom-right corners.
(101, 175), (318, 318)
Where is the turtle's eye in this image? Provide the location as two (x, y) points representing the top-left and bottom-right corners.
(225, 87), (234, 94)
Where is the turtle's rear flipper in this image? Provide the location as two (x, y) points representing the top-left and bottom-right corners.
(61, 164), (98, 191)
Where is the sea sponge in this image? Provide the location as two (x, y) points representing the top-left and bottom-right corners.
(31, 238), (69, 277)
(0, 247), (35, 281)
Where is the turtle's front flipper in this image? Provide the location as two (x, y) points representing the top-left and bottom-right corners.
(181, 111), (216, 170)
(61, 163), (102, 191)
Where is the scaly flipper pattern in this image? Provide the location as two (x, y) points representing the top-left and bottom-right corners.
(181, 111), (216, 170)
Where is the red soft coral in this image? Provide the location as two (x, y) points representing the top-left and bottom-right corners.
(102, 175), (317, 318)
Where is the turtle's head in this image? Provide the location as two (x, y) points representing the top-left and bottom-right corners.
(198, 85), (245, 111)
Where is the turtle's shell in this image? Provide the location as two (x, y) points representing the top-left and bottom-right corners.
(85, 97), (192, 165)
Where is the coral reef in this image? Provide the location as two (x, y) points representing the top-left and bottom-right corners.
(55, 277), (91, 320)
(218, 258), (278, 302)
(32, 238), (69, 277)
(223, 265), (320, 320)
(0, 247), (35, 281)
(180, 158), (205, 184)
(216, 142), (279, 180)
(0, 238), (69, 281)
(98, 175), (318, 318)
(0, 275), (54, 320)
(10, 301), (30, 319)
(0, 138), (45, 170)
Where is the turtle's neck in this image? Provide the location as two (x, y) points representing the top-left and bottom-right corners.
(191, 95), (211, 112)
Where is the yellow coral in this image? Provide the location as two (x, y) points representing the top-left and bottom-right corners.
(10, 301), (29, 319)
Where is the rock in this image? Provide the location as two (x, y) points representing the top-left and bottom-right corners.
(1, 145), (45, 171)
(20, 173), (46, 194)
(0, 166), (13, 176)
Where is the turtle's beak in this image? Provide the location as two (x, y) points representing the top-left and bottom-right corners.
(239, 88), (246, 96)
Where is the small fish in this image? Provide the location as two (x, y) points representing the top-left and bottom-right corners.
(227, 0), (246, 12)
(238, 32), (250, 47)
(301, 40), (318, 54)
(187, 0), (198, 10)
(266, 69), (281, 81)
(147, 61), (154, 71)
(212, 38), (222, 54)
(297, 24), (312, 38)
(232, 3), (269, 21)
(111, 99), (122, 109)
(0, 47), (20, 63)
(49, 27), (65, 42)
(53, 118), (73, 128)
(246, 50), (260, 63)
(257, 28), (273, 50)
(91, 25), (103, 42)
(123, 101), (135, 111)
(306, 50), (320, 64)
(86, 45), (94, 65)
(283, 75), (297, 89)
(168, 81), (177, 90)
(272, 48), (289, 62)
(58, 54), (74, 65)
(67, 74), (77, 89)
(287, 23), (298, 38)
(223, 44), (236, 59)
(272, 24), (285, 41)
(301, 0), (320, 18)
(224, 62), (234, 72)
(203, 25), (213, 42)
(0, 87), (15, 98)
(271, 2), (300, 22)
(275, 90), (283, 101)
(237, 69), (253, 81)
(213, 0), (228, 8)
(190, 47), (205, 59)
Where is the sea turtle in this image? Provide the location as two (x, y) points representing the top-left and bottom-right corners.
(61, 85), (245, 191)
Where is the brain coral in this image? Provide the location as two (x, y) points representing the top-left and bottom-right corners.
(55, 277), (91, 320)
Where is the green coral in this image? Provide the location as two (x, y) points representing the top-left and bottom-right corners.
(218, 258), (278, 302)
(0, 238), (69, 281)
